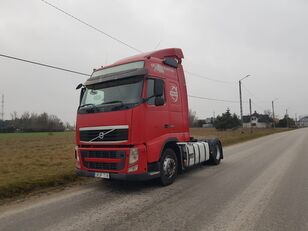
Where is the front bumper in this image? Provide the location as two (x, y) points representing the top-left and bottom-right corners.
(76, 169), (160, 181)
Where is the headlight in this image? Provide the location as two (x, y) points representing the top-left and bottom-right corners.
(129, 148), (139, 164)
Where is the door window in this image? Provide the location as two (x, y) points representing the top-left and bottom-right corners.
(146, 78), (165, 105)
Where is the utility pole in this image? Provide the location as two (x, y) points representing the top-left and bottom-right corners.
(286, 109), (289, 128)
(295, 113), (298, 127)
(239, 75), (251, 128)
(249, 98), (252, 133)
(239, 80), (243, 125)
(272, 100), (275, 128)
(1, 94), (4, 121)
(272, 98), (278, 128)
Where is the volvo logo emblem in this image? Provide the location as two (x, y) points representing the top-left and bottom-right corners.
(88, 128), (116, 142)
(98, 132), (105, 139)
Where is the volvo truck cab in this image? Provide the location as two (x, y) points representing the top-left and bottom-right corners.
(75, 48), (223, 185)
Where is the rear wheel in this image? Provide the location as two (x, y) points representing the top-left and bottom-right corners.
(159, 148), (178, 186)
(209, 143), (222, 165)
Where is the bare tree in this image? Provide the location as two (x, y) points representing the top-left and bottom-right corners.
(4, 112), (65, 132)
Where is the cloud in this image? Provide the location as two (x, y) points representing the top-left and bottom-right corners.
(0, 0), (307, 123)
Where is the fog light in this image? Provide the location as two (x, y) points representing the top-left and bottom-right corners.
(128, 165), (138, 173)
(75, 146), (80, 169)
(129, 148), (139, 164)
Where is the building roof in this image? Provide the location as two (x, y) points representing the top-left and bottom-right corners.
(243, 112), (273, 123)
(299, 116), (308, 122)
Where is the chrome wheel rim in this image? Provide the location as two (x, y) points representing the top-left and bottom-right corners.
(163, 157), (176, 179)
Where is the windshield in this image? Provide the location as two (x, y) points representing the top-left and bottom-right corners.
(79, 76), (144, 113)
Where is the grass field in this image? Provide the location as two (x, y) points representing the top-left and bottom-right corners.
(0, 132), (77, 200)
(190, 127), (290, 146)
(0, 128), (290, 200)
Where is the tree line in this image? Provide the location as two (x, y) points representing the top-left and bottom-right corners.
(0, 112), (69, 132)
(189, 109), (295, 130)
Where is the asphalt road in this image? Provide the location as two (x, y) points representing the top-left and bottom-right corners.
(1, 128), (308, 231)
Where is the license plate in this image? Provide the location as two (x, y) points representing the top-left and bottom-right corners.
(94, 172), (110, 179)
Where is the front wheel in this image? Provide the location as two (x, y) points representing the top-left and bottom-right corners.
(159, 148), (178, 186)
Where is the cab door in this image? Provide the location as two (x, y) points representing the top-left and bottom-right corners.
(145, 77), (169, 162)
(166, 79), (183, 134)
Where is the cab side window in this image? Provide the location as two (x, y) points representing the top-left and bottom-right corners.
(147, 78), (165, 105)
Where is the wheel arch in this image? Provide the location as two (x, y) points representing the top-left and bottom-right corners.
(160, 138), (183, 172)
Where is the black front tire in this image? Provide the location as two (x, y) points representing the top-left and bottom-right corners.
(159, 148), (178, 186)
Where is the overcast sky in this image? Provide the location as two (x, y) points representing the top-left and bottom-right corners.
(1, 0), (307, 123)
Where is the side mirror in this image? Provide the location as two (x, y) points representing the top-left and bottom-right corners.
(154, 79), (164, 97)
(163, 57), (178, 68)
(76, 83), (84, 90)
(154, 97), (164, 106)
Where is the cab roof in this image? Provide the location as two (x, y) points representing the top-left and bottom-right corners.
(98, 48), (184, 70)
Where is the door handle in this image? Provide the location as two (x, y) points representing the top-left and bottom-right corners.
(164, 124), (170, 128)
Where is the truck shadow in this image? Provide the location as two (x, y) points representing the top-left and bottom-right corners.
(95, 164), (220, 194)
(96, 178), (161, 194)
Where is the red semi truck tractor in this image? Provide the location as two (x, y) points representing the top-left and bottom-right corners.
(75, 48), (223, 185)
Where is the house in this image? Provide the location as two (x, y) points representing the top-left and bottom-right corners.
(196, 118), (214, 128)
(243, 111), (273, 128)
(297, 116), (308, 127)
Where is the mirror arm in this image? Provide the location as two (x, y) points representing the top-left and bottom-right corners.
(76, 83), (85, 90)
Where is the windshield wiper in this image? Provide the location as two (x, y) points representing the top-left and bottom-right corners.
(79, 103), (92, 108)
(78, 103), (98, 112)
(100, 100), (124, 105)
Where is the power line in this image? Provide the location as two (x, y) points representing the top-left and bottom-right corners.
(40, 0), (237, 86)
(188, 95), (240, 103)
(0, 53), (247, 106)
(0, 53), (245, 108)
(40, 0), (142, 53)
(185, 70), (236, 85)
(251, 101), (267, 113)
(241, 83), (265, 102)
(1, 1), (243, 111)
(241, 84), (271, 112)
(0, 53), (90, 77)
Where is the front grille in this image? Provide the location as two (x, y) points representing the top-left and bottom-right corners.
(83, 161), (118, 170)
(80, 150), (125, 159)
(81, 150), (126, 171)
(80, 128), (128, 142)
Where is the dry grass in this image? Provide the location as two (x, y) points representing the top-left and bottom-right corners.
(0, 132), (77, 200)
(0, 128), (291, 200)
(190, 127), (290, 146)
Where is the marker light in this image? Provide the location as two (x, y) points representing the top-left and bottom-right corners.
(128, 165), (138, 173)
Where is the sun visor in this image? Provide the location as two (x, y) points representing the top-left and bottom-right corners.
(85, 68), (148, 86)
